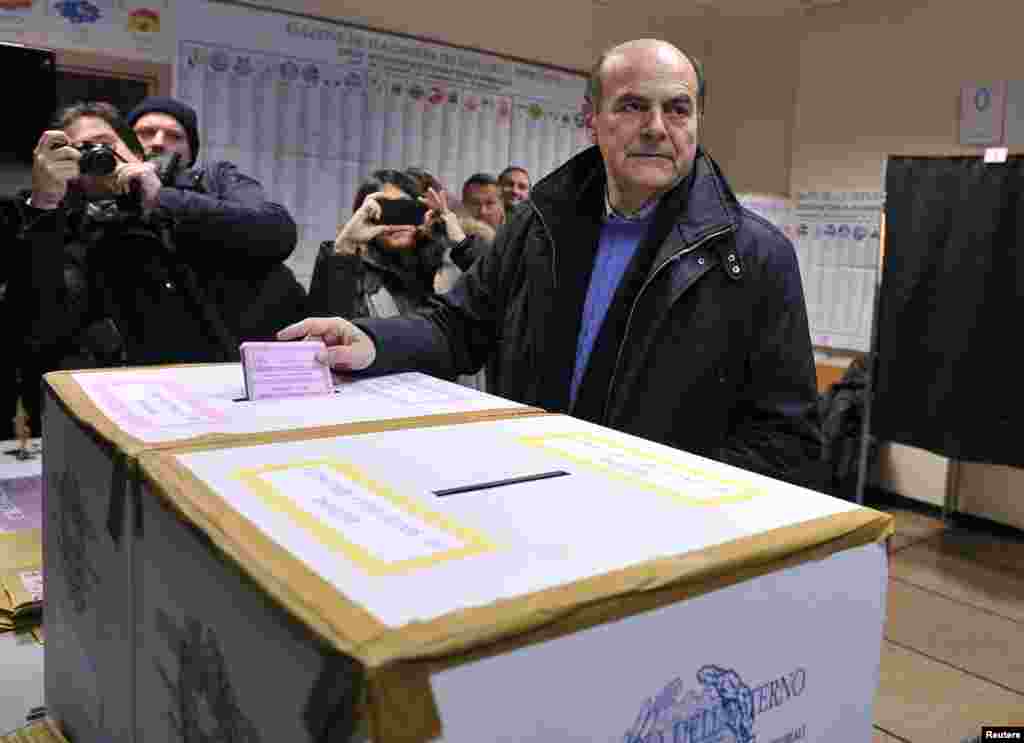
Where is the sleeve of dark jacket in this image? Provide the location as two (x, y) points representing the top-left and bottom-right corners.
(714, 222), (824, 489)
(157, 161), (298, 272)
(448, 233), (490, 272)
(351, 209), (525, 378)
(2, 198), (90, 368)
(306, 241), (369, 319)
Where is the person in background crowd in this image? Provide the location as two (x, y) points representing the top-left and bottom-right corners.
(2, 99), (300, 434)
(282, 39), (822, 488)
(127, 96), (306, 346)
(306, 169), (449, 321)
(497, 166), (531, 213)
(406, 166), (444, 198)
(406, 167), (492, 275)
(461, 172), (505, 230)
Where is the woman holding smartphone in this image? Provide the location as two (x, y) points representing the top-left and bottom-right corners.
(307, 169), (447, 320)
(306, 168), (493, 390)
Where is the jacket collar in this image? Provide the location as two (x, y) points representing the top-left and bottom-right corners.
(529, 145), (741, 251)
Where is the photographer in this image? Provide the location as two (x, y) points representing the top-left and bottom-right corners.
(126, 96), (305, 349)
(2, 101), (302, 434)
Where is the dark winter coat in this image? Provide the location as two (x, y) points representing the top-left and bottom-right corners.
(355, 146), (823, 487)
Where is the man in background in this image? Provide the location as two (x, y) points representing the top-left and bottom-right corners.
(126, 95), (306, 346)
(497, 166), (530, 212)
(461, 172), (505, 230)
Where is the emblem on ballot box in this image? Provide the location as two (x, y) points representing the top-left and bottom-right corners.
(155, 612), (262, 742)
(625, 665), (807, 743)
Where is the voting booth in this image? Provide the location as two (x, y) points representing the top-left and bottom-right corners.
(43, 366), (893, 743)
(40, 365), (540, 743)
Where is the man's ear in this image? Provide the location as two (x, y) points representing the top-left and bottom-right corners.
(583, 100), (597, 144)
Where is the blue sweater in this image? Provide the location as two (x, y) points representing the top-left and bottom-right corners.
(570, 205), (658, 406)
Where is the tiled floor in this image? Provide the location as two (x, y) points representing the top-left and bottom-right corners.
(869, 498), (1024, 742)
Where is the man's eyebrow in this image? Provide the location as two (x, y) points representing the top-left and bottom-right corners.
(666, 93), (694, 105)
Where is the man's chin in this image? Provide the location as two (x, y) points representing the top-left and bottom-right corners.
(625, 168), (679, 191)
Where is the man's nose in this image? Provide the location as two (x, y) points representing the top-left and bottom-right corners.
(642, 108), (668, 138)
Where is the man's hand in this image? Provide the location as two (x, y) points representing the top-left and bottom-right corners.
(31, 130), (80, 209)
(334, 191), (412, 255)
(115, 161), (162, 210)
(277, 317), (377, 371)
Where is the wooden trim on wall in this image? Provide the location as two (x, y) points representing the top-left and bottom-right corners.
(54, 49), (171, 96)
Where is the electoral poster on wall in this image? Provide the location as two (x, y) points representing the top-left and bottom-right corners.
(174, 0), (590, 286)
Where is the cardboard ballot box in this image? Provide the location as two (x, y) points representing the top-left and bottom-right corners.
(132, 414), (893, 743)
(41, 365), (541, 743)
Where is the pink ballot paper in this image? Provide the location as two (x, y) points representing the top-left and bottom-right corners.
(240, 341), (334, 401)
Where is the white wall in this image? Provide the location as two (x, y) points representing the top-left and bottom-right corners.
(791, 0), (1024, 192)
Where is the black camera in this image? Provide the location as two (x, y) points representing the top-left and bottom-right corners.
(52, 141), (118, 176)
(75, 143), (118, 176)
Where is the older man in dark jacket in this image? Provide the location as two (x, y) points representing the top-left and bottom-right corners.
(280, 39), (821, 487)
(4, 99), (302, 433)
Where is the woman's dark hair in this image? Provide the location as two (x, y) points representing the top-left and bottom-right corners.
(352, 169), (422, 213)
(54, 101), (146, 159)
(405, 167), (444, 195)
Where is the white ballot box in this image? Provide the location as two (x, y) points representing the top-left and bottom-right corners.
(41, 365), (540, 743)
(131, 414), (893, 743)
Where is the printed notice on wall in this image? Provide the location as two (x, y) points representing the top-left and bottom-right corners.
(961, 83), (1007, 146)
(174, 0), (589, 287)
(794, 191), (884, 352)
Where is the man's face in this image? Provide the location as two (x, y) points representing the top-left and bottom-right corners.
(589, 44), (700, 209)
(499, 170), (530, 209)
(133, 112), (192, 163)
(63, 115), (140, 198)
(463, 183), (504, 229)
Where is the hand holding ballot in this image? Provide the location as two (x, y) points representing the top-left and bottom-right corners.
(276, 317), (377, 372)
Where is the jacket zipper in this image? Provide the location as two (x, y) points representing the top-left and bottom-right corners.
(600, 225), (735, 424)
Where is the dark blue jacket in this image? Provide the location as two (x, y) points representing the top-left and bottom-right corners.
(357, 147), (823, 487)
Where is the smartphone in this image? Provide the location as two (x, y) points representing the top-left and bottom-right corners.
(375, 198), (428, 226)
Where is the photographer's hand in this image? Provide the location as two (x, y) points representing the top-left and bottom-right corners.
(334, 191), (410, 255)
(115, 162), (162, 210)
(30, 130), (80, 210)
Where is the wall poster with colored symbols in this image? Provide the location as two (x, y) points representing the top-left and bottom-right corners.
(174, 0), (590, 287)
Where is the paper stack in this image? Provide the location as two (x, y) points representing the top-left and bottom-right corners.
(0, 474), (43, 637)
(0, 719), (70, 743)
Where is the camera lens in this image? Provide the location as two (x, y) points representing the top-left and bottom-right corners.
(78, 144), (117, 177)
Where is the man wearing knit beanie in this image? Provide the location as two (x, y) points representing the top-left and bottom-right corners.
(127, 96), (201, 166)
(124, 95), (307, 358)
